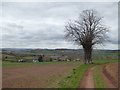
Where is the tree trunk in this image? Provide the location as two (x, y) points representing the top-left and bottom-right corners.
(83, 47), (92, 64)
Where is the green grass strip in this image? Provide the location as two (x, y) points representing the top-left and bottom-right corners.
(93, 65), (105, 88)
(2, 61), (81, 68)
(59, 64), (94, 88)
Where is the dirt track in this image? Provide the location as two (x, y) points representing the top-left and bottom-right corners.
(80, 63), (118, 88)
(80, 67), (95, 88)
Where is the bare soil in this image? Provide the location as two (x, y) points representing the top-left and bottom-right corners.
(3, 63), (77, 88)
(102, 63), (118, 88)
(0, 67), (2, 89)
(80, 67), (95, 88)
(3, 62), (118, 88)
(0, 54), (2, 89)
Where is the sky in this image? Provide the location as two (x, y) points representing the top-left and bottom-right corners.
(0, 1), (119, 49)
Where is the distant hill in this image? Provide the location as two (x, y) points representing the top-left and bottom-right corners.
(2, 48), (119, 61)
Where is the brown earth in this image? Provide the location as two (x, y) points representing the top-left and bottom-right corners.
(2, 63), (77, 88)
(3, 62), (119, 88)
(80, 67), (95, 88)
(102, 63), (118, 88)
(0, 54), (2, 89)
(0, 67), (2, 89)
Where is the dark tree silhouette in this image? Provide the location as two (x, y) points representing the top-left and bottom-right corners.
(38, 55), (43, 62)
(65, 9), (109, 64)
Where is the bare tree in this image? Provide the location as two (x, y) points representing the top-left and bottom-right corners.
(65, 9), (109, 64)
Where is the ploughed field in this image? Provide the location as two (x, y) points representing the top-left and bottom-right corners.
(103, 63), (118, 87)
(2, 62), (81, 88)
(2, 60), (119, 88)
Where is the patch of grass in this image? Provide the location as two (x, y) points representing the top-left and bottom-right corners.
(0, 62), (2, 67)
(2, 61), (33, 67)
(93, 65), (105, 88)
(93, 59), (119, 65)
(59, 64), (94, 88)
(2, 61), (81, 68)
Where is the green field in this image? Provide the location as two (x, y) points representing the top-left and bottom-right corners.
(2, 61), (81, 68)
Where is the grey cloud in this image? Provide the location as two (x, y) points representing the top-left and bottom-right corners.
(7, 23), (24, 29)
(1, 2), (118, 49)
(109, 38), (118, 44)
(2, 21), (65, 46)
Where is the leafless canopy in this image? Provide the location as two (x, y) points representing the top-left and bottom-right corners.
(65, 9), (109, 64)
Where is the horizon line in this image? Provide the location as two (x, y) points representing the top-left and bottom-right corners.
(1, 47), (119, 50)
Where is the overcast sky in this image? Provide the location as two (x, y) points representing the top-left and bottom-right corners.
(0, 2), (118, 49)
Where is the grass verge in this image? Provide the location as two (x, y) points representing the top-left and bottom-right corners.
(59, 64), (94, 88)
(93, 65), (105, 88)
